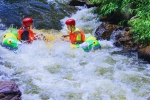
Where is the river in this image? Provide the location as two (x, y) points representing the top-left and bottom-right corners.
(0, 1), (150, 100)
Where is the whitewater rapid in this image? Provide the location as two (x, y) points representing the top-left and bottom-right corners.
(0, 7), (150, 100)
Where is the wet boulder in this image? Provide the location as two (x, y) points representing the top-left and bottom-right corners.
(0, 81), (22, 100)
(69, 0), (95, 8)
(95, 22), (139, 51)
(99, 10), (133, 27)
(138, 46), (150, 63)
(69, 0), (86, 6)
(112, 29), (138, 51)
(0, 0), (77, 30)
(94, 22), (118, 40)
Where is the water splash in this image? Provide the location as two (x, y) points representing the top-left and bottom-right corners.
(0, 19), (6, 30)
(60, 7), (101, 35)
(47, 0), (70, 4)
(0, 7), (150, 100)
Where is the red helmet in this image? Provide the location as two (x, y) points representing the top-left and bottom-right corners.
(22, 17), (33, 27)
(65, 19), (75, 26)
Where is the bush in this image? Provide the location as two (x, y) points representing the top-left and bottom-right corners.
(87, 0), (150, 46)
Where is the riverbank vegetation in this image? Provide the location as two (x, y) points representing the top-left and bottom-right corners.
(86, 0), (150, 46)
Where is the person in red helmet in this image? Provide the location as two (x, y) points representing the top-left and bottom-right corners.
(18, 17), (37, 43)
(62, 19), (85, 44)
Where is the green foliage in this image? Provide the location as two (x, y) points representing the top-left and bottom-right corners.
(86, 0), (131, 15)
(129, 17), (150, 45)
(86, 0), (150, 46)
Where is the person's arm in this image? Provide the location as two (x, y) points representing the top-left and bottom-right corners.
(34, 33), (44, 40)
(80, 30), (85, 42)
(62, 34), (69, 38)
(61, 34), (70, 42)
(17, 30), (21, 41)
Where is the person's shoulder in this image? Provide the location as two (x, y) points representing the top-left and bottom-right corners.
(75, 31), (81, 34)
(18, 27), (28, 31)
(18, 27), (24, 32)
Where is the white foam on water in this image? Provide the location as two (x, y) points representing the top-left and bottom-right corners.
(47, 0), (69, 4)
(60, 7), (101, 35)
(0, 7), (150, 100)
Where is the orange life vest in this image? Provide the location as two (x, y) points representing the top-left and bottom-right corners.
(69, 27), (85, 44)
(18, 27), (35, 43)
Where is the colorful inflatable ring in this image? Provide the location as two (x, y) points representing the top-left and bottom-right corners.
(71, 34), (101, 52)
(1, 28), (21, 50)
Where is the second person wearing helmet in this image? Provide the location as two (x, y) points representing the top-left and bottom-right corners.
(18, 17), (38, 43)
(62, 19), (85, 44)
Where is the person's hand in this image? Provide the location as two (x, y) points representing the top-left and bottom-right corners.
(34, 33), (44, 40)
(62, 35), (69, 38)
(61, 35), (69, 42)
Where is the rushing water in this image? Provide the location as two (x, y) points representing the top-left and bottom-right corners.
(0, 6), (150, 100)
(0, 19), (6, 30)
